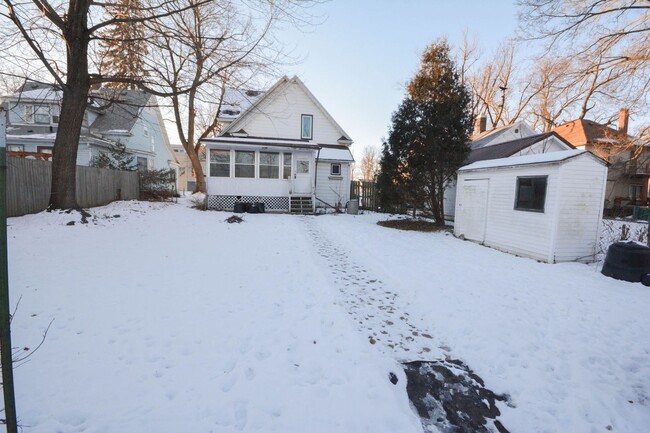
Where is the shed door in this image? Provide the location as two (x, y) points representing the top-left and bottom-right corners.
(459, 179), (489, 242)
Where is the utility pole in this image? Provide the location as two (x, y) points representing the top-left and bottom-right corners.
(0, 107), (18, 432)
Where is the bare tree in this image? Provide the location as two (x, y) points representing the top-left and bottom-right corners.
(1, 0), (215, 209)
(359, 145), (379, 181)
(143, 0), (319, 193)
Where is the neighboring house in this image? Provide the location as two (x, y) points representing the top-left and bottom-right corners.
(454, 150), (608, 263)
(1, 82), (179, 176)
(443, 117), (571, 220)
(202, 76), (354, 213)
(553, 109), (649, 212)
(172, 144), (206, 192)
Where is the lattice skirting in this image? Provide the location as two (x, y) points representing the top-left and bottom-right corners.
(207, 195), (290, 211)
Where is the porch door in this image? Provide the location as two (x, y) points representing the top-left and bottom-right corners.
(459, 179), (489, 242)
(294, 158), (311, 194)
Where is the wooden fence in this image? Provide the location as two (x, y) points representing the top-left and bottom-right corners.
(6, 157), (139, 217)
(350, 180), (378, 211)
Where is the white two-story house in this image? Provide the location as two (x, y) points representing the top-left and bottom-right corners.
(202, 76), (354, 213)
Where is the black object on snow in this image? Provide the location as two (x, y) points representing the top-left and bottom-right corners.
(403, 359), (510, 433)
(601, 241), (650, 286)
(388, 372), (398, 385)
(233, 202), (244, 213)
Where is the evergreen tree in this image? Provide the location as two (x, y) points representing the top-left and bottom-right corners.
(90, 143), (136, 170)
(378, 40), (473, 224)
(98, 0), (149, 89)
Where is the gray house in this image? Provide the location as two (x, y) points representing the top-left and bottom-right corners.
(1, 82), (178, 173)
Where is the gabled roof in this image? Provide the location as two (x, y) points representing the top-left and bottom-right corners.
(220, 76), (353, 144)
(460, 149), (606, 172)
(465, 132), (575, 165)
(89, 89), (152, 134)
(553, 119), (629, 146)
(471, 121), (534, 149)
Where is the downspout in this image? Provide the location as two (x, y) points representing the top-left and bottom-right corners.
(313, 146), (321, 213)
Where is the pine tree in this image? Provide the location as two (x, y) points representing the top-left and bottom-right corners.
(90, 143), (136, 170)
(98, 0), (149, 88)
(377, 40), (473, 224)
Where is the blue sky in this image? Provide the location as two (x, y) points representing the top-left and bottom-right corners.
(281, 0), (520, 159)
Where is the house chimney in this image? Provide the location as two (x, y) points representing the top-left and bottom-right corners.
(474, 115), (487, 135)
(618, 108), (629, 135)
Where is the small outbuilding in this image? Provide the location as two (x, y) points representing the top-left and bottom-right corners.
(454, 149), (608, 263)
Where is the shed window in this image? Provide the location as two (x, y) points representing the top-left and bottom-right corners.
(210, 149), (230, 177)
(330, 163), (341, 176)
(301, 114), (313, 140)
(235, 150), (255, 178)
(8, 145), (24, 152)
(515, 176), (547, 212)
(37, 146), (53, 155)
(259, 152), (280, 179)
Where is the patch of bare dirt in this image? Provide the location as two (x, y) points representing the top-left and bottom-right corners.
(377, 219), (446, 232)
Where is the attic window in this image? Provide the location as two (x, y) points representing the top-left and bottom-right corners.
(222, 109), (239, 116)
(301, 114), (313, 140)
(515, 176), (547, 212)
(245, 90), (261, 97)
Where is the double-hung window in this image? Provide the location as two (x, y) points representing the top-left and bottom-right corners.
(34, 105), (50, 124)
(259, 152), (280, 179)
(301, 114), (313, 140)
(515, 176), (547, 212)
(235, 151), (255, 178)
(283, 153), (292, 179)
(210, 149), (230, 177)
(330, 163), (341, 176)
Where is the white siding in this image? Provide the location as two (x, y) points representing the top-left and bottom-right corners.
(553, 156), (607, 262)
(455, 154), (607, 263)
(315, 161), (350, 208)
(239, 82), (342, 144)
(443, 178), (457, 220)
(480, 165), (558, 262)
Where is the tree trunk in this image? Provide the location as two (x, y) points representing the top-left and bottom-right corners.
(187, 147), (206, 193)
(49, 0), (91, 209)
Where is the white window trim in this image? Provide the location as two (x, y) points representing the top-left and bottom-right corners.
(301, 114), (313, 140)
(330, 163), (342, 176)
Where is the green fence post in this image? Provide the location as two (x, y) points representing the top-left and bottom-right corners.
(0, 108), (18, 433)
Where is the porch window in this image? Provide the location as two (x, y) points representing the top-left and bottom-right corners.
(283, 153), (291, 179)
(259, 152), (280, 179)
(330, 163), (341, 176)
(22, 105), (34, 123)
(301, 114), (313, 140)
(515, 176), (547, 212)
(34, 105), (50, 124)
(51, 105), (60, 124)
(235, 150), (255, 178)
(210, 149), (230, 177)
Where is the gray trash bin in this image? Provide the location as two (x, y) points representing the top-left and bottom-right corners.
(347, 199), (359, 215)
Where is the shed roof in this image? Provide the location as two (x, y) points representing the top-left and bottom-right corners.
(459, 149), (605, 172)
(465, 132), (572, 164)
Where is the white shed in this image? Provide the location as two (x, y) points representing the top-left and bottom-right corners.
(454, 150), (608, 263)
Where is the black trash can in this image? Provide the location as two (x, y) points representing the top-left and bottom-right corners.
(233, 202), (244, 213)
(249, 203), (259, 214)
(601, 241), (650, 285)
(256, 202), (265, 213)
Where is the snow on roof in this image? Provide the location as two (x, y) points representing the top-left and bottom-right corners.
(318, 147), (354, 162)
(7, 87), (62, 102)
(218, 88), (265, 120)
(459, 149), (593, 171)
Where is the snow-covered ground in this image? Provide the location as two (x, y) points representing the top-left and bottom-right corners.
(7, 199), (650, 433)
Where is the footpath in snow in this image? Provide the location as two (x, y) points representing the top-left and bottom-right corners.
(6, 199), (650, 433)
